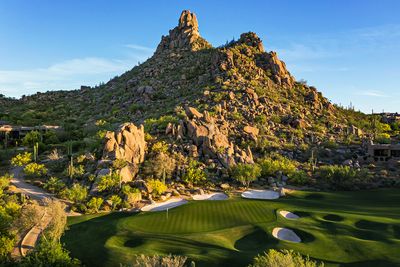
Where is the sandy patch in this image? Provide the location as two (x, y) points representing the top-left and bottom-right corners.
(241, 189), (280, 200)
(192, 192), (228, 201)
(272, 227), (301, 243)
(279, 210), (300, 220)
(141, 198), (188, 212)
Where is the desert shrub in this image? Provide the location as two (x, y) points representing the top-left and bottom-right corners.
(146, 179), (167, 197)
(43, 177), (66, 194)
(322, 140), (339, 149)
(182, 159), (207, 185)
(43, 130), (59, 145)
(0, 173), (12, 190)
(151, 141), (169, 154)
(87, 197), (103, 213)
(23, 163), (48, 178)
(230, 163), (261, 188)
(60, 183), (88, 204)
(259, 156), (297, 177)
(112, 159), (128, 170)
(11, 152), (32, 166)
(22, 131), (41, 147)
(288, 171), (311, 185)
(126, 188), (142, 204)
(255, 114), (268, 125)
(48, 149), (62, 161)
(316, 165), (369, 188)
(144, 115), (178, 132)
(143, 152), (176, 180)
(270, 115), (281, 124)
(64, 164), (85, 180)
(249, 249), (324, 267)
(125, 254), (187, 267)
(375, 133), (391, 144)
(108, 195), (122, 210)
(97, 172), (121, 192)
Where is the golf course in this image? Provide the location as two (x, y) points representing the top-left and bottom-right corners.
(63, 189), (400, 267)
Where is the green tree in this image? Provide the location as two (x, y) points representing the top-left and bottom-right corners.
(144, 152), (176, 180)
(22, 131), (41, 147)
(231, 163), (261, 188)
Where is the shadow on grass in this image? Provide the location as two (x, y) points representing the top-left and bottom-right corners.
(393, 225), (400, 239)
(63, 212), (133, 267)
(293, 229), (315, 243)
(355, 220), (389, 231)
(292, 211), (311, 217)
(323, 214), (344, 222)
(340, 259), (397, 267)
(304, 193), (324, 200)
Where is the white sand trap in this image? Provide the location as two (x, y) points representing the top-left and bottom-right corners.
(192, 192), (228, 201)
(279, 210), (300, 220)
(241, 189), (280, 200)
(272, 227), (301, 243)
(141, 198), (188, 212)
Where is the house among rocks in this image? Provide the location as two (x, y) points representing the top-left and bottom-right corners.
(375, 112), (400, 124)
(368, 143), (400, 161)
(0, 123), (61, 141)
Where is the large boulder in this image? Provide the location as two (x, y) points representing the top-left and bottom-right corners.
(102, 123), (146, 180)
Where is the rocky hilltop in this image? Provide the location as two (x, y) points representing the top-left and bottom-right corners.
(2, 10), (373, 183)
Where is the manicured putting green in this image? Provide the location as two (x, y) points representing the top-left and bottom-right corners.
(63, 189), (400, 267)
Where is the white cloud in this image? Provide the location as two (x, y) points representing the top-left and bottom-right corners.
(356, 90), (389, 98)
(0, 44), (155, 98)
(124, 44), (155, 52)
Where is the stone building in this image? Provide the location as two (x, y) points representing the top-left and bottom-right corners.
(367, 143), (400, 161)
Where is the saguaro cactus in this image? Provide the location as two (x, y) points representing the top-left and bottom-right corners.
(33, 142), (39, 162)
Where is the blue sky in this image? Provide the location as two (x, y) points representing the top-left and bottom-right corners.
(0, 0), (399, 113)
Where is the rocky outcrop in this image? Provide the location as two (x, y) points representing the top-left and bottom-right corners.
(237, 32), (264, 52)
(256, 51), (295, 88)
(156, 10), (211, 53)
(180, 107), (254, 168)
(103, 123), (146, 179)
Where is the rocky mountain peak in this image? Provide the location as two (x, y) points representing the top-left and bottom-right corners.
(178, 10), (199, 35)
(238, 32), (265, 52)
(156, 10), (211, 53)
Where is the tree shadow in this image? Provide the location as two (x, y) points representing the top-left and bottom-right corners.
(63, 212), (132, 267)
(355, 220), (389, 231)
(323, 214), (344, 222)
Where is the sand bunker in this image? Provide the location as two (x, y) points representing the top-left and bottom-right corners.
(272, 227), (301, 243)
(279, 210), (300, 220)
(241, 189), (280, 200)
(141, 198), (188, 212)
(192, 192), (228, 201)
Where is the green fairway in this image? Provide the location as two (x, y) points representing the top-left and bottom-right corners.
(63, 189), (400, 267)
